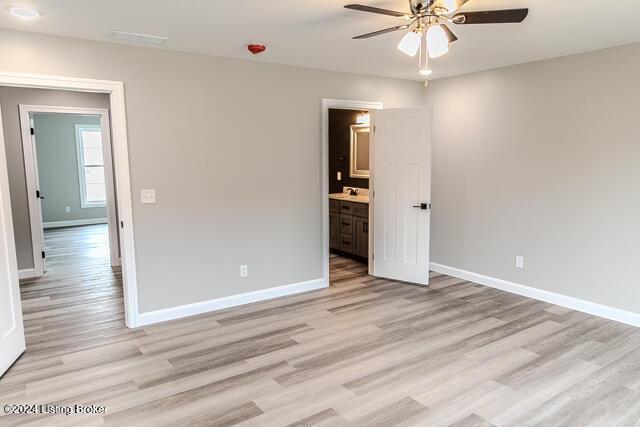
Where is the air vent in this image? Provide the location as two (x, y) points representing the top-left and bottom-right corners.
(111, 30), (168, 44)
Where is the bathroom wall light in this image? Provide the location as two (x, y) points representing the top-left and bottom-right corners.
(9, 6), (40, 19)
(356, 113), (370, 125)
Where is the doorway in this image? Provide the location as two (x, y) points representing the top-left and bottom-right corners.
(0, 72), (139, 377)
(19, 105), (119, 278)
(322, 99), (382, 286)
(327, 107), (372, 285)
(321, 99), (433, 288)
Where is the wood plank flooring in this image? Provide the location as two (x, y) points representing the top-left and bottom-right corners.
(1, 226), (640, 426)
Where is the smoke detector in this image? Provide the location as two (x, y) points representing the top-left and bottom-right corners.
(247, 44), (266, 55)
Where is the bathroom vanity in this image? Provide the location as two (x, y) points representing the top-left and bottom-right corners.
(329, 191), (369, 259)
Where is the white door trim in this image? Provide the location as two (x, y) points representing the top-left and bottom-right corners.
(321, 99), (383, 285)
(0, 71), (139, 328)
(18, 105), (120, 272)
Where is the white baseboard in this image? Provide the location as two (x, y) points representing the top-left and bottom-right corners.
(136, 278), (327, 327)
(18, 268), (36, 279)
(430, 262), (640, 328)
(43, 218), (108, 229)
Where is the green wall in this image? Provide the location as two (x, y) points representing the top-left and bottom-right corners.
(34, 113), (107, 224)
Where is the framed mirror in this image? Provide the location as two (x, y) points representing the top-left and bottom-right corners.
(350, 124), (370, 179)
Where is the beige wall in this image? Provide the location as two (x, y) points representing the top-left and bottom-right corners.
(0, 29), (425, 312)
(425, 43), (640, 314)
(0, 86), (110, 270)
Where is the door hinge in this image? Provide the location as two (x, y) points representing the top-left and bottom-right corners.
(120, 220), (124, 228)
(30, 127), (35, 136)
(373, 125), (376, 133)
(41, 251), (45, 258)
(372, 252), (374, 260)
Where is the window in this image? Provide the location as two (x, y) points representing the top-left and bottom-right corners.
(75, 124), (106, 208)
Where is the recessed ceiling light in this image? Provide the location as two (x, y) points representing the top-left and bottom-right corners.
(111, 30), (168, 45)
(9, 6), (40, 19)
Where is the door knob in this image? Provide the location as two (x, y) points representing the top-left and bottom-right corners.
(412, 203), (430, 210)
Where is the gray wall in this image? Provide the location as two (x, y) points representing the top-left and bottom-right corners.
(33, 113), (106, 223)
(425, 43), (640, 314)
(0, 29), (425, 312)
(0, 86), (110, 270)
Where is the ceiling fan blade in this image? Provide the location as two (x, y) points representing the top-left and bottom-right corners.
(353, 24), (410, 39)
(452, 8), (529, 25)
(432, 0), (471, 13)
(440, 24), (458, 43)
(344, 4), (411, 19)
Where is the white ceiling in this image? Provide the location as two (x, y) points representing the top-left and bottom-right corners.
(1, 0), (640, 81)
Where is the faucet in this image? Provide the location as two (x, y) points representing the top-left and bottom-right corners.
(346, 188), (358, 196)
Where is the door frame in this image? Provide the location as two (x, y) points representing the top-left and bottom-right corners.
(321, 99), (383, 284)
(19, 105), (120, 275)
(0, 71), (140, 328)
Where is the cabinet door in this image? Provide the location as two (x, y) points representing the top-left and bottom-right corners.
(340, 233), (354, 253)
(354, 218), (369, 258)
(329, 211), (340, 250)
(340, 214), (353, 235)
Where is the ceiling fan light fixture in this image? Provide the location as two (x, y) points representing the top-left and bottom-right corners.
(397, 30), (421, 57)
(426, 24), (449, 58)
(418, 68), (433, 77)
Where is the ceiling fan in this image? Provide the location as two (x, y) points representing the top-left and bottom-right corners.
(345, 0), (528, 79)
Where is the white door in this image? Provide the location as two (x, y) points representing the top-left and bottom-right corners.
(372, 107), (432, 285)
(29, 117), (46, 273)
(0, 128), (26, 377)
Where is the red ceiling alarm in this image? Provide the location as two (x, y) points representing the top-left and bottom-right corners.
(247, 44), (266, 55)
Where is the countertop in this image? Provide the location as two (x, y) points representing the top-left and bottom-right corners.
(329, 193), (369, 204)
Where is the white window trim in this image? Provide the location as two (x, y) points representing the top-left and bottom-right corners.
(75, 124), (107, 208)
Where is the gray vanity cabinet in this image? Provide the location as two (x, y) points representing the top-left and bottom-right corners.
(329, 211), (340, 250)
(329, 198), (368, 258)
(353, 217), (368, 258)
(329, 199), (340, 250)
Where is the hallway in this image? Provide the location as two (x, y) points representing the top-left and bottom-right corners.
(13, 224), (127, 369)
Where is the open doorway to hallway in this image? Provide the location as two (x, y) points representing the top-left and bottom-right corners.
(0, 86), (128, 378)
(0, 73), (138, 379)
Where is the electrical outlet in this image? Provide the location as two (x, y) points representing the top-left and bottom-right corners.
(240, 264), (248, 278)
(515, 256), (524, 269)
(65, 206), (71, 213)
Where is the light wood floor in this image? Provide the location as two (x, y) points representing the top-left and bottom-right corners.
(2, 226), (640, 426)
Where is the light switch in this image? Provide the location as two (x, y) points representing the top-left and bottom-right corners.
(337, 172), (342, 181)
(141, 189), (156, 204)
